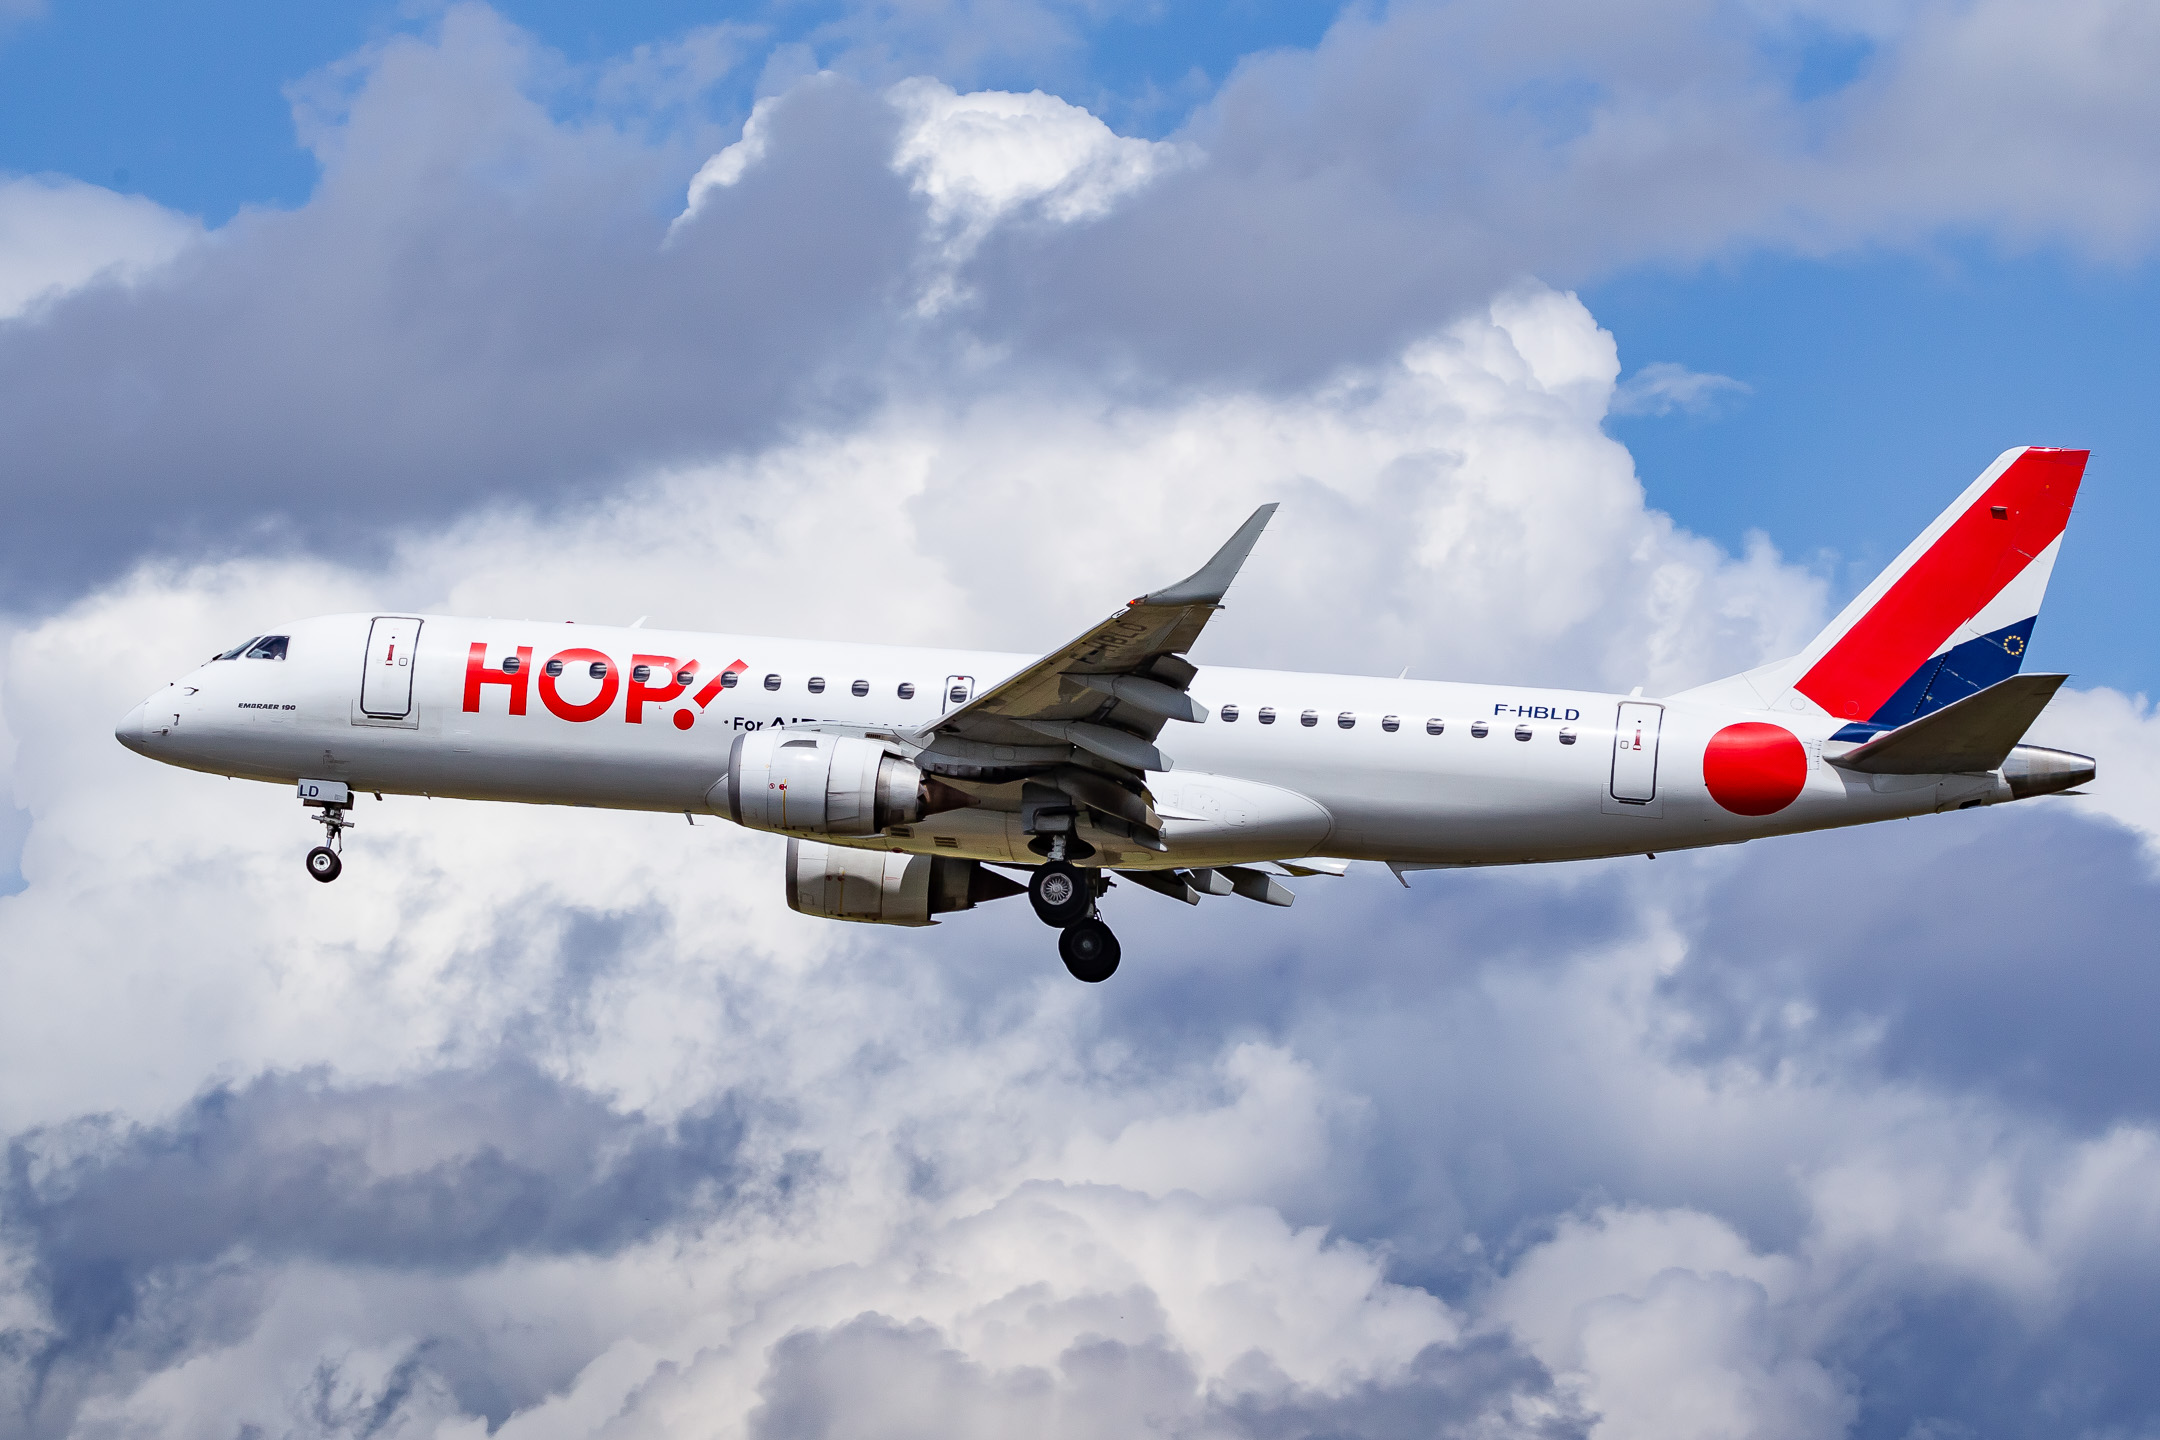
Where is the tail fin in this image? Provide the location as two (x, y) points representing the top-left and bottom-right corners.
(1680, 447), (2086, 731)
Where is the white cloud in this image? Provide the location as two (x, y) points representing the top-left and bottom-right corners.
(0, 175), (199, 322)
(884, 77), (1189, 312)
(2024, 685), (2160, 861)
(0, 274), (1848, 1433)
(889, 77), (1186, 236)
(1610, 362), (1751, 418)
(8, 268), (2157, 1432)
(672, 94), (780, 234)
(5, 12), (2160, 1434)
(1493, 1208), (1850, 1440)
(672, 77), (1186, 306)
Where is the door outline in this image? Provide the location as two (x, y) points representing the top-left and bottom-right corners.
(1609, 701), (1664, 805)
(360, 616), (424, 718)
(942, 675), (975, 712)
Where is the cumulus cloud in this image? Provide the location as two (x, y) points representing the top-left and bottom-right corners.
(3, 4), (2159, 1437)
(0, 175), (199, 322)
(5, 249), (2158, 1434)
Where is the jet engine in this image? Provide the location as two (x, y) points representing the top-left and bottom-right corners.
(785, 839), (1025, 926)
(725, 732), (963, 836)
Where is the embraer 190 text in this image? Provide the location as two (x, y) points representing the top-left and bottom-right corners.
(118, 448), (2096, 982)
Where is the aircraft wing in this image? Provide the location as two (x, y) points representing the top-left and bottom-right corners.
(912, 504), (1277, 847)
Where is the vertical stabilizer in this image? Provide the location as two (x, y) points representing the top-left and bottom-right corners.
(1677, 447), (2086, 730)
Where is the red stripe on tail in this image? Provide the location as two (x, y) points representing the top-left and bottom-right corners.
(1796, 448), (2085, 721)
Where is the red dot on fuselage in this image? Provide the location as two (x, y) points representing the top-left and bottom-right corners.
(1703, 722), (1807, 816)
(673, 710), (694, 730)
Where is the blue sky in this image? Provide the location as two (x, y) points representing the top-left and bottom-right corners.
(3, 3), (2160, 1437)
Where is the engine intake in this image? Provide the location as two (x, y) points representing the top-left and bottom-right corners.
(785, 839), (1025, 926)
(725, 732), (954, 836)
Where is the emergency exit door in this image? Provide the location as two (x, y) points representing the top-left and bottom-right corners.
(1609, 701), (1663, 804)
(360, 616), (423, 718)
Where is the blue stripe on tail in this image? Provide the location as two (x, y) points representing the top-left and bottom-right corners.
(1849, 618), (2037, 732)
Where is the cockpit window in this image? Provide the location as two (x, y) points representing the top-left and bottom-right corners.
(244, 635), (289, 661)
(212, 637), (261, 661)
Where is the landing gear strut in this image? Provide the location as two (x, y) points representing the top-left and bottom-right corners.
(299, 778), (354, 884)
(1027, 845), (1121, 981)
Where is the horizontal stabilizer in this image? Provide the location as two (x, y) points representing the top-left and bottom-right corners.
(1830, 673), (2068, 775)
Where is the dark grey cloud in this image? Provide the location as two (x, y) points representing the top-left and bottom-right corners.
(747, 1312), (1584, 1440)
(1663, 806), (2160, 1127)
(2, 1061), (748, 1433)
(0, 8), (917, 605)
(1823, 1271), (2160, 1440)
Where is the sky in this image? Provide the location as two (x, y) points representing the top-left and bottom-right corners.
(1, 2), (2158, 1438)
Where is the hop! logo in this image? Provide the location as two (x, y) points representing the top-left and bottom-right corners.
(464, 645), (748, 728)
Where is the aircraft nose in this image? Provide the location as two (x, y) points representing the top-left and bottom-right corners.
(115, 700), (150, 755)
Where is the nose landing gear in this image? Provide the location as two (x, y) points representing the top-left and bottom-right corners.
(298, 778), (353, 884)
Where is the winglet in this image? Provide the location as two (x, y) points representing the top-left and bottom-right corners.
(1141, 503), (1279, 607)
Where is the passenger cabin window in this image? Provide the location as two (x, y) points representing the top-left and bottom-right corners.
(1300, 709), (1318, 727)
(545, 658), (564, 677)
(1426, 718), (1444, 735)
(212, 638), (261, 661)
(1559, 727), (1578, 745)
(851, 680), (869, 697)
(720, 670), (738, 688)
(1258, 706), (1276, 724)
(1470, 721), (1489, 738)
(1337, 711), (1356, 729)
(244, 636), (289, 661)
(1381, 715), (1400, 732)
(1221, 704), (1240, 722)
(631, 664), (651, 683)
(502, 656), (522, 674)
(674, 668), (693, 685)
(589, 661), (608, 680)
(1514, 723), (1533, 741)
(764, 673), (781, 690)
(808, 677), (826, 694)
(898, 682), (916, 699)
(949, 684), (969, 704)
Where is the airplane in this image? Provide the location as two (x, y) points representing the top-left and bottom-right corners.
(116, 446), (2095, 982)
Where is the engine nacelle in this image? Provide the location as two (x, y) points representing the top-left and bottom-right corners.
(725, 732), (929, 836)
(784, 839), (1024, 926)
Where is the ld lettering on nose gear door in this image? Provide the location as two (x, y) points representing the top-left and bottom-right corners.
(360, 617), (423, 719)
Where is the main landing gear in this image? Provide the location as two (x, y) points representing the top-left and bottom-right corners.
(1028, 854), (1121, 982)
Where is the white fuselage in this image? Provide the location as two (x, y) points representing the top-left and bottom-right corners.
(117, 612), (2014, 870)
